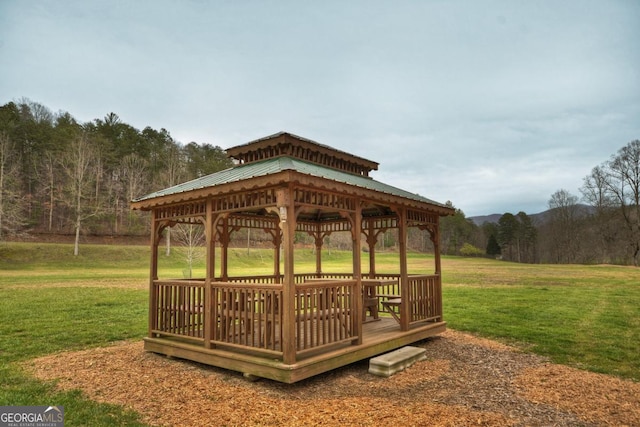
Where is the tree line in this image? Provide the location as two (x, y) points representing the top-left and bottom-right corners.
(1, 99), (638, 265)
(0, 99), (232, 253)
(439, 140), (640, 266)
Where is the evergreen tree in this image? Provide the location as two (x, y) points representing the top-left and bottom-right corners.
(486, 234), (501, 257)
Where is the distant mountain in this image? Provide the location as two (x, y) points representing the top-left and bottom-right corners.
(468, 204), (594, 226)
(468, 214), (503, 226)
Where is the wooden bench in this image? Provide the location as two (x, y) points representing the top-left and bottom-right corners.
(377, 294), (400, 300)
(380, 297), (401, 323)
(363, 296), (379, 322)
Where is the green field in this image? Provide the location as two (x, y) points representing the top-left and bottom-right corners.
(1, 242), (639, 425)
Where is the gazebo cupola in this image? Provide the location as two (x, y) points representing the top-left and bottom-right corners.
(226, 132), (379, 177)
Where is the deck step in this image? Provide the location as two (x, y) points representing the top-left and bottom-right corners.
(368, 346), (426, 377)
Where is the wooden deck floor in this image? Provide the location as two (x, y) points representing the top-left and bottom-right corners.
(144, 318), (446, 383)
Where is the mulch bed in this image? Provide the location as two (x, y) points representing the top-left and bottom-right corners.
(25, 330), (640, 426)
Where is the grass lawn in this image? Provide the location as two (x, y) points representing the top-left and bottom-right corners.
(440, 257), (640, 379)
(0, 243), (150, 426)
(0, 242), (638, 425)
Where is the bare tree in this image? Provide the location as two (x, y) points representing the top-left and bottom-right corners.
(120, 153), (148, 230)
(163, 145), (185, 256)
(105, 169), (123, 234)
(38, 151), (59, 232)
(547, 189), (582, 263)
(0, 131), (26, 240)
(603, 140), (640, 265)
(172, 223), (205, 278)
(121, 153), (147, 204)
(59, 132), (101, 255)
(581, 141), (640, 265)
(581, 165), (620, 263)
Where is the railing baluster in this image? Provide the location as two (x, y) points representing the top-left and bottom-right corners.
(150, 281), (204, 340)
(403, 274), (441, 325)
(151, 277), (376, 358)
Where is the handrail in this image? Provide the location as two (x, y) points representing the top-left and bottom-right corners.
(149, 274), (441, 358)
(296, 279), (356, 289)
(213, 281), (283, 290)
(151, 280), (205, 341)
(154, 279), (206, 285)
(211, 283), (283, 354)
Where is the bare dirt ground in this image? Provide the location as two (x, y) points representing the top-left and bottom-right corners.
(26, 330), (640, 427)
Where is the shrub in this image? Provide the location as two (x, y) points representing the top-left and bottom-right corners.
(459, 242), (484, 257)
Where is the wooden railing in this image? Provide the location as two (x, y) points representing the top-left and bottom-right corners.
(407, 274), (442, 324)
(150, 278), (357, 358)
(149, 274), (440, 357)
(211, 282), (283, 354)
(225, 275), (280, 284)
(294, 280), (357, 355)
(293, 272), (351, 283)
(151, 280), (205, 342)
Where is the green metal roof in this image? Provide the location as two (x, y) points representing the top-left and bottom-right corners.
(133, 156), (447, 208)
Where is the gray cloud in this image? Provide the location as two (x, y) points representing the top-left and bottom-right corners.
(1, 0), (638, 216)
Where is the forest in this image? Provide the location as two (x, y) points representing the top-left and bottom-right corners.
(0, 99), (233, 249)
(0, 99), (638, 265)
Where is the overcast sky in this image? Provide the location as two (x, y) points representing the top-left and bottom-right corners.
(1, 1), (639, 216)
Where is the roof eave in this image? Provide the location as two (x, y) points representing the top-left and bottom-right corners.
(130, 170), (294, 211)
(130, 157), (454, 216)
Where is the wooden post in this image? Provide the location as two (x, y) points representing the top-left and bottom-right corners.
(150, 212), (159, 282)
(220, 215), (229, 281)
(352, 202), (363, 345)
(398, 207), (410, 331)
(433, 220), (442, 275)
(148, 210), (160, 338)
(278, 188), (297, 364)
(273, 228), (282, 281)
(432, 217), (443, 321)
(204, 200), (214, 348)
(263, 212), (282, 281)
(315, 226), (323, 277)
(366, 219), (377, 278)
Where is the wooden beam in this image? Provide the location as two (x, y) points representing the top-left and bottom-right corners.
(273, 230), (281, 279)
(398, 207), (410, 331)
(150, 211), (160, 281)
(364, 218), (382, 278)
(432, 216), (444, 321)
(148, 210), (159, 338)
(263, 207), (283, 280)
(433, 217), (442, 275)
(279, 187), (297, 364)
(352, 201), (363, 345)
(220, 215), (230, 281)
(204, 199), (214, 348)
(315, 223), (323, 276)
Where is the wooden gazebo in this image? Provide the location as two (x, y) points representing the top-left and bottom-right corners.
(131, 132), (454, 383)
